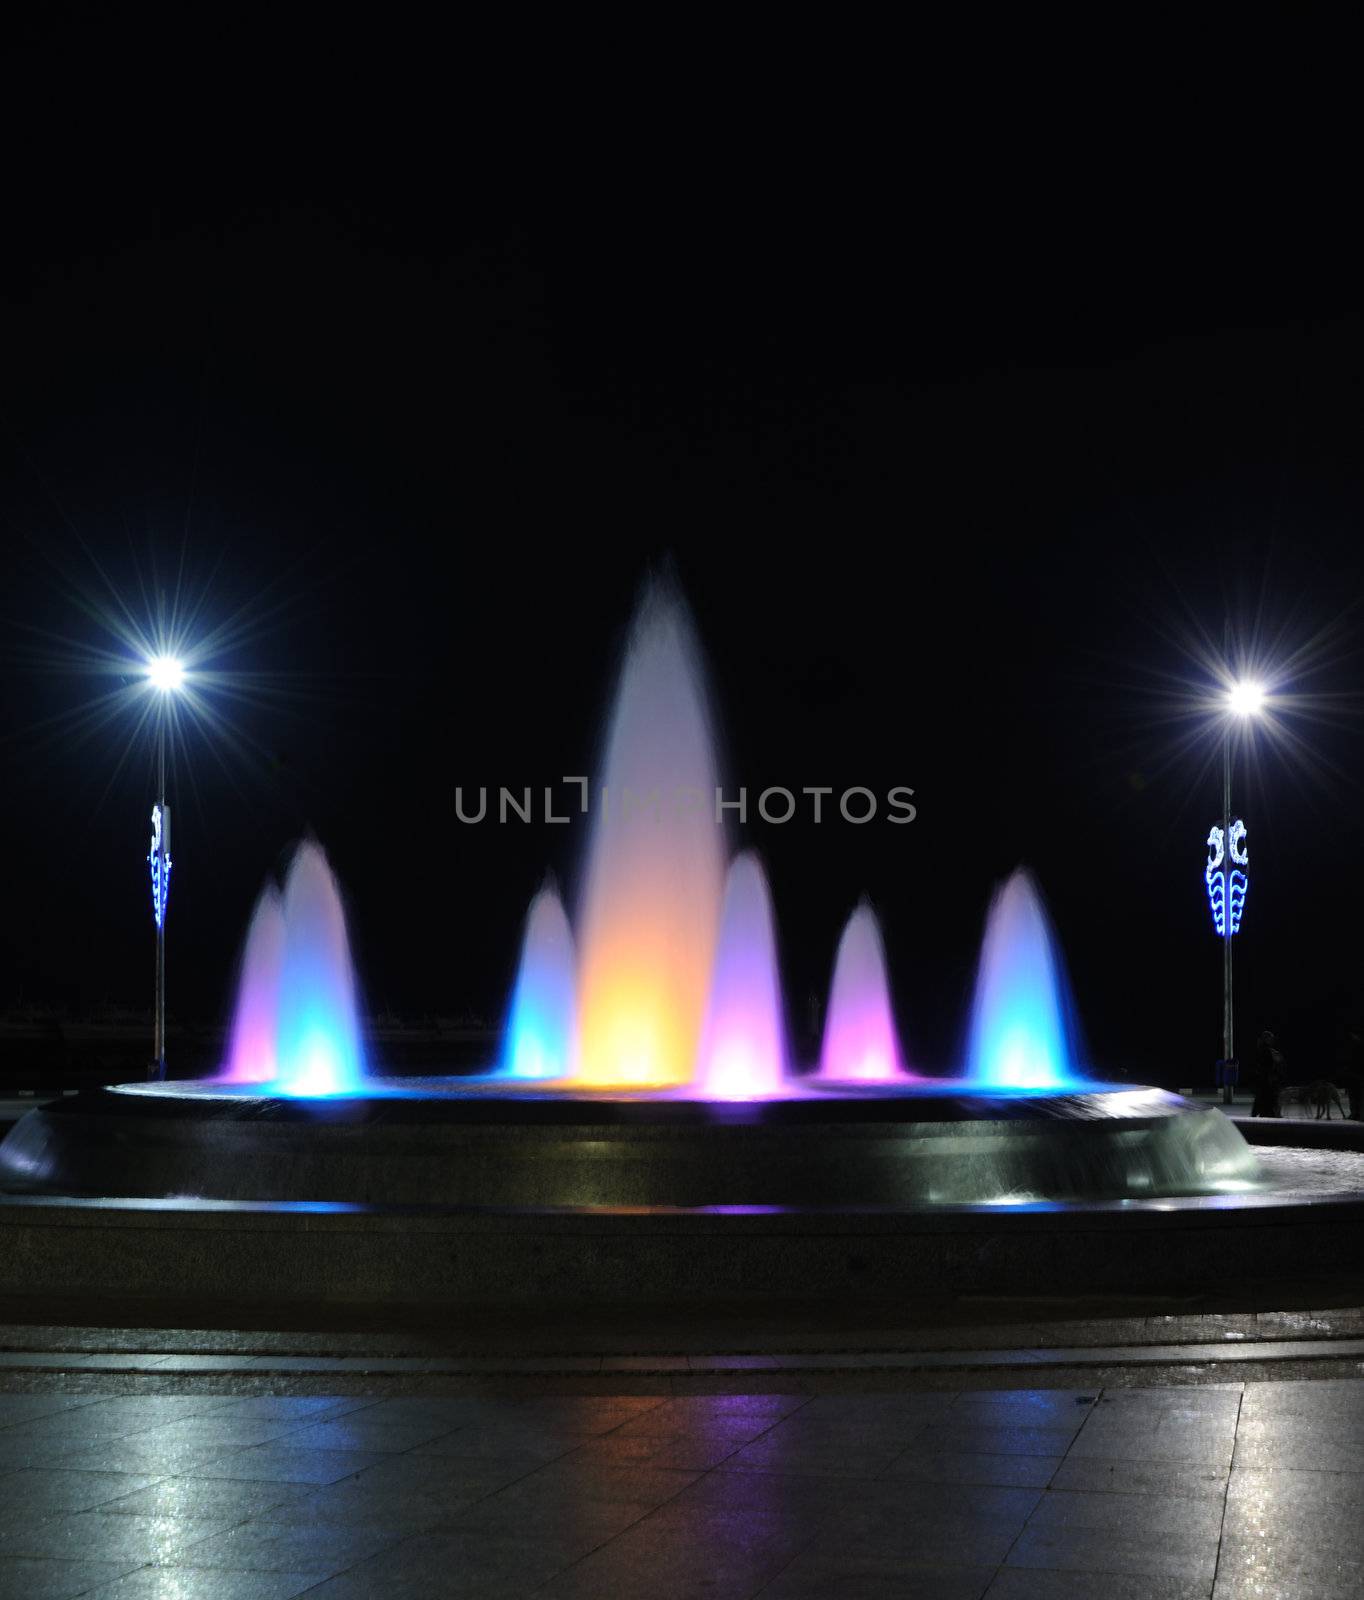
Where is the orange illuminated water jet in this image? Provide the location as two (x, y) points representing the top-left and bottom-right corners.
(573, 584), (726, 1088)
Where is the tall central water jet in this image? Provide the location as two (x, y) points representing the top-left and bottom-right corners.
(968, 868), (1082, 1089)
(574, 583), (726, 1088)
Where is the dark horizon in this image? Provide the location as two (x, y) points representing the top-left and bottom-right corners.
(3, 80), (1362, 1088)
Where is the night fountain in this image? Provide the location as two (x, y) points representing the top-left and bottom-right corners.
(4, 580), (1354, 1306)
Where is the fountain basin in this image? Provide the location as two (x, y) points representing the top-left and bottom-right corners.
(0, 1081), (1259, 1207)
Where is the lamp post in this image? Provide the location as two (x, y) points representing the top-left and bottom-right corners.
(146, 655), (185, 1079)
(1212, 679), (1264, 1103)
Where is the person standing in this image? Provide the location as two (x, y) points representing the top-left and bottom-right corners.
(1251, 1028), (1283, 1118)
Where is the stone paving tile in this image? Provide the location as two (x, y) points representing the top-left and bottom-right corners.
(57, 1440), (257, 1477)
(410, 1428), (583, 1473)
(757, 1551), (996, 1598)
(1237, 1378), (1364, 1417)
(501, 1396), (665, 1432)
(100, 1476), (312, 1521)
(1089, 1387), (1244, 1418)
(754, 1412), (935, 1451)
(796, 1392), (953, 1426)
(758, 1482), (1042, 1576)
(334, 1451), (527, 1499)
(413, 1410), (635, 1451)
(844, 1481), (1045, 1533)
(1225, 1464), (1364, 1512)
(0, 1511), (231, 1564)
(1213, 1528), (1364, 1599)
(0, 1555), (142, 1600)
(483, 1457), (700, 1509)
(52, 1397), (226, 1432)
(83, 1568), (320, 1599)
(797, 1513), (1024, 1572)
(579, 1413), (789, 1471)
(886, 1449), (1062, 1486)
(724, 1424), (909, 1478)
(301, 1527), (581, 1599)
(189, 1444), (394, 1485)
(668, 1466), (886, 1520)
(319, 1395), (487, 1429)
(6, 1376), (1364, 1596)
(986, 1571), (1212, 1598)
(1212, 1580), (1355, 1600)
(535, 1501), (822, 1600)
(612, 1394), (806, 1436)
(1231, 1417), (1364, 1473)
(1068, 1415), (1237, 1467)
(1025, 1488), (1224, 1540)
(1048, 1456), (1229, 1497)
(245, 1475), (470, 1532)
(0, 1394), (98, 1427)
(1006, 1523), (1219, 1584)
(118, 1416), (310, 1451)
(448, 1494), (661, 1559)
(177, 1518), (407, 1577)
(918, 1422), (1084, 1457)
(1217, 1463), (1364, 1594)
(0, 1414), (153, 1451)
(1231, 1412), (1364, 1448)
(0, 1441), (83, 1473)
(265, 1417), (454, 1453)
(947, 1390), (1099, 1424)
(0, 1467), (163, 1514)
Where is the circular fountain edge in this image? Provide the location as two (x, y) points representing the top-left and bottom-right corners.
(0, 1080), (1260, 1208)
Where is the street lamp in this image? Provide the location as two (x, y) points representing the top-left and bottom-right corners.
(146, 656), (186, 1079)
(1210, 678), (1265, 1103)
(1227, 680), (1265, 718)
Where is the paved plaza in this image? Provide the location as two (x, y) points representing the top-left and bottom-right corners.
(3, 1372), (1364, 1599)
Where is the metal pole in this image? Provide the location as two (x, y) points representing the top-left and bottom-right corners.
(1221, 727), (1234, 1103)
(154, 710), (167, 1081)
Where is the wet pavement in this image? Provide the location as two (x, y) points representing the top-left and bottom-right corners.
(3, 1373), (1364, 1597)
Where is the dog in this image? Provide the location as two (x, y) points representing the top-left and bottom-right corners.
(1281, 1081), (1346, 1120)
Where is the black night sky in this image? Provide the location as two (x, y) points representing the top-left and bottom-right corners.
(3, 22), (1361, 1088)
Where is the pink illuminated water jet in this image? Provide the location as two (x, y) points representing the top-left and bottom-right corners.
(817, 900), (910, 1083)
(222, 887), (285, 1084)
(698, 852), (787, 1098)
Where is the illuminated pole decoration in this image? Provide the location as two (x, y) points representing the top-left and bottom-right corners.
(146, 656), (185, 1079)
(1203, 821), (1249, 938)
(1211, 677), (1264, 1104)
(149, 802), (172, 930)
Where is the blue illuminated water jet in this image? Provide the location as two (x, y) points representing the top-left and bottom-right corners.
(501, 879), (576, 1080)
(274, 841), (368, 1096)
(967, 868), (1085, 1090)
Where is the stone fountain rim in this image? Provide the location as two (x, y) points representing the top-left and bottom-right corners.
(91, 1079), (1195, 1129)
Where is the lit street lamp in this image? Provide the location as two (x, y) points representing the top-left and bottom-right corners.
(146, 656), (185, 1079)
(1208, 679), (1265, 1103)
